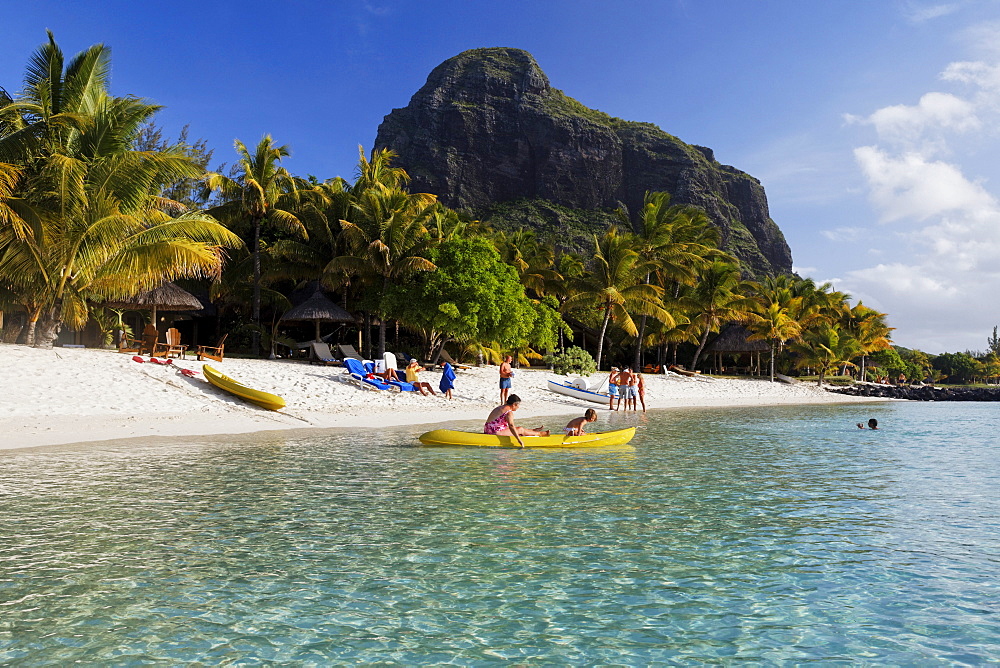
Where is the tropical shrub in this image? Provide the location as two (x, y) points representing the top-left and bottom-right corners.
(545, 346), (597, 376)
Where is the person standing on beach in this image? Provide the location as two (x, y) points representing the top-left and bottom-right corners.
(617, 367), (634, 411)
(440, 362), (456, 399)
(499, 355), (514, 403)
(608, 367), (620, 411)
(636, 372), (646, 412)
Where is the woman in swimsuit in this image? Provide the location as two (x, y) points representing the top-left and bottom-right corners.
(483, 394), (549, 447)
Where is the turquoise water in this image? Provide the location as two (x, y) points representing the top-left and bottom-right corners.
(1, 402), (998, 664)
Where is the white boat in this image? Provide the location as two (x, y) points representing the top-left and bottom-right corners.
(546, 378), (611, 405)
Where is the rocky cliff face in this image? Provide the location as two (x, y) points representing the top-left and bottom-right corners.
(375, 47), (792, 277)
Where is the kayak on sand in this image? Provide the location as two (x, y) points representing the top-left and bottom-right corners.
(202, 364), (286, 411)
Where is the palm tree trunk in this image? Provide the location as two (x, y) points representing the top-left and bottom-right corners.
(634, 314), (647, 370)
(595, 304), (612, 370)
(691, 326), (712, 370)
(251, 217), (262, 356)
(769, 341), (776, 382)
(33, 303), (62, 349)
(24, 307), (41, 347)
(377, 276), (388, 357)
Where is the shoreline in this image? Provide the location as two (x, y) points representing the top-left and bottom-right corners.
(0, 344), (885, 451)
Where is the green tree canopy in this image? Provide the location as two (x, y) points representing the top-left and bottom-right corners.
(384, 237), (561, 358)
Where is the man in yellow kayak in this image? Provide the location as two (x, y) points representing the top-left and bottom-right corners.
(483, 395), (549, 447)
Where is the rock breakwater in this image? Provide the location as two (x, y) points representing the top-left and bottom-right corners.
(829, 384), (1000, 401)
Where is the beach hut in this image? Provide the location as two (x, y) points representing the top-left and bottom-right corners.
(704, 324), (769, 375)
(279, 286), (356, 342)
(104, 282), (203, 333)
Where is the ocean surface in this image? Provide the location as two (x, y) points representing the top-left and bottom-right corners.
(1, 402), (998, 665)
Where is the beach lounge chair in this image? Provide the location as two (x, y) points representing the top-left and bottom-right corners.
(337, 344), (362, 361)
(343, 358), (396, 391)
(438, 348), (472, 370)
(117, 331), (140, 354)
(155, 327), (188, 359)
(308, 342), (341, 366)
(138, 324), (159, 356)
(384, 351), (403, 370)
(196, 333), (228, 363)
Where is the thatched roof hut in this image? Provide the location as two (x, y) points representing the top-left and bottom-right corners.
(706, 324), (769, 353)
(104, 282), (203, 330)
(280, 287), (356, 341)
(705, 324), (768, 375)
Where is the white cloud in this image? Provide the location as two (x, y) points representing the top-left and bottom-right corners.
(847, 92), (979, 152)
(820, 226), (869, 243)
(853, 146), (996, 222)
(905, 3), (961, 23)
(941, 60), (1000, 91)
(844, 32), (1000, 352)
(959, 20), (1000, 58)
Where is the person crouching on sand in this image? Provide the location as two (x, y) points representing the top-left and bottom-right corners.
(483, 394), (549, 448)
(564, 409), (598, 436)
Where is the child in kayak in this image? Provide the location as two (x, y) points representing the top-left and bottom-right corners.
(564, 409), (598, 436)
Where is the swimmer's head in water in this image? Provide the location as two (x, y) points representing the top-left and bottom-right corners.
(868, 418), (878, 429)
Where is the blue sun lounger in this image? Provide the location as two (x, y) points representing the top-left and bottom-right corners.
(358, 359), (417, 392)
(344, 358), (396, 391)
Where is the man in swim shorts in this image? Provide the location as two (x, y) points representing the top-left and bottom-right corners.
(499, 355), (514, 403)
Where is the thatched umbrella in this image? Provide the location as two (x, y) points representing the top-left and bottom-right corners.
(105, 281), (203, 323)
(280, 287), (356, 341)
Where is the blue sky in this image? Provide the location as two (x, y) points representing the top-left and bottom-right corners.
(5, 1), (1000, 353)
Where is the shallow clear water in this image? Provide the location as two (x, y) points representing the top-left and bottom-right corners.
(1, 402), (998, 664)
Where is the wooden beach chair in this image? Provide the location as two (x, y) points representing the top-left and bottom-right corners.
(138, 324), (159, 356)
(196, 333), (228, 362)
(118, 331), (140, 354)
(155, 327), (188, 358)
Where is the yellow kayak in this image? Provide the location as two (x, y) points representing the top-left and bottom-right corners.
(419, 427), (635, 448)
(202, 365), (286, 411)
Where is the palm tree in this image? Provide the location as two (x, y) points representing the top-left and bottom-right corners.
(843, 303), (893, 381)
(620, 191), (721, 368)
(562, 227), (670, 370)
(747, 301), (802, 381)
(205, 135), (316, 354)
(0, 34), (241, 347)
(494, 228), (564, 298)
(269, 177), (351, 284)
(684, 259), (758, 371)
(790, 324), (862, 386)
(328, 185), (438, 356)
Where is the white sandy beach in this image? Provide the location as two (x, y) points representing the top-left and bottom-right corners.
(0, 343), (882, 450)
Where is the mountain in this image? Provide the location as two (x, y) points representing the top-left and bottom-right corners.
(375, 47), (792, 277)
